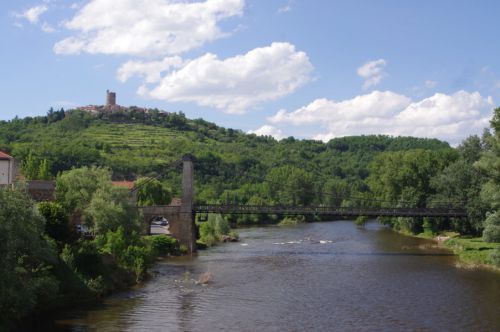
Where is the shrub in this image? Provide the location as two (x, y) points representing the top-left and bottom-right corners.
(38, 201), (70, 244)
(123, 245), (150, 282)
(279, 215), (306, 225)
(355, 215), (367, 227)
(483, 211), (500, 243)
(491, 247), (500, 267)
(198, 214), (233, 246)
(149, 235), (178, 256)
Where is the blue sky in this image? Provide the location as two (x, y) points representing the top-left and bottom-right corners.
(2, 0), (500, 145)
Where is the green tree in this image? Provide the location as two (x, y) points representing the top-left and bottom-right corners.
(84, 186), (140, 235)
(476, 108), (500, 241)
(265, 165), (314, 205)
(135, 177), (172, 206)
(37, 158), (52, 180)
(0, 187), (59, 329)
(21, 151), (38, 180)
(56, 166), (112, 213)
(38, 201), (70, 244)
(482, 212), (500, 243)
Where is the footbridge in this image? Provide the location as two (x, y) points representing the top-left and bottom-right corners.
(137, 155), (467, 253)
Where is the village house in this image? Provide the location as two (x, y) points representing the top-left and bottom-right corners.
(0, 151), (19, 186)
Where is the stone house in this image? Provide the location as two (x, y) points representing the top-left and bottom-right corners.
(0, 151), (19, 185)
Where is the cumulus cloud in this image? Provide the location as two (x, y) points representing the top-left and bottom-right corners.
(117, 56), (184, 84)
(357, 59), (387, 90)
(14, 5), (48, 24)
(134, 42), (313, 114)
(268, 90), (494, 145)
(248, 125), (284, 140)
(54, 0), (244, 57)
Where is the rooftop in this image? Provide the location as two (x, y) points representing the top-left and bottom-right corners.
(0, 151), (14, 160)
(112, 181), (135, 189)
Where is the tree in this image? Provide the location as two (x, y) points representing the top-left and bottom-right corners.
(265, 166), (314, 205)
(367, 149), (458, 233)
(37, 159), (52, 180)
(56, 166), (112, 213)
(134, 177), (172, 206)
(84, 186), (140, 235)
(21, 151), (38, 180)
(482, 212), (500, 243)
(38, 201), (70, 244)
(0, 187), (59, 328)
(477, 108), (500, 243)
(430, 159), (487, 234)
(457, 135), (482, 164)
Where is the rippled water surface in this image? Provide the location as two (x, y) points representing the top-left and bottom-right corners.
(49, 221), (500, 331)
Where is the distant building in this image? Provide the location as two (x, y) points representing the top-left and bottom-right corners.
(76, 90), (170, 116)
(0, 151), (19, 185)
(106, 89), (116, 106)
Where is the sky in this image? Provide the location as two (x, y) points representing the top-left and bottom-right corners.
(1, 0), (500, 145)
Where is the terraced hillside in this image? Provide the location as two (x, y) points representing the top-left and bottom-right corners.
(0, 109), (452, 201)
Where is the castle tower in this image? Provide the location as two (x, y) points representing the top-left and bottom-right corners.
(106, 90), (116, 106)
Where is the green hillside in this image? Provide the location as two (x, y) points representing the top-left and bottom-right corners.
(0, 108), (451, 201)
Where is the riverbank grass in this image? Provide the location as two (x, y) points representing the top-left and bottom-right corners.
(444, 236), (500, 268)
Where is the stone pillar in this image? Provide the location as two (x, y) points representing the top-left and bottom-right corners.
(179, 154), (196, 253)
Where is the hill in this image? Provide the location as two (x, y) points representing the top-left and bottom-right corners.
(0, 107), (451, 204)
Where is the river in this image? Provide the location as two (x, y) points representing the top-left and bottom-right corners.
(47, 221), (499, 331)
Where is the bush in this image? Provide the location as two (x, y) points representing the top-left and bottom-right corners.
(279, 215), (306, 225)
(355, 215), (367, 227)
(491, 247), (500, 267)
(198, 214), (234, 246)
(483, 211), (500, 243)
(38, 201), (70, 244)
(149, 235), (178, 256)
(0, 187), (60, 328)
(73, 241), (106, 279)
(123, 245), (150, 282)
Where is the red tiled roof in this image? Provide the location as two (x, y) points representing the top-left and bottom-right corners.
(0, 151), (14, 160)
(112, 181), (135, 189)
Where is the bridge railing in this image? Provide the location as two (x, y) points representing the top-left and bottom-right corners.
(194, 204), (467, 218)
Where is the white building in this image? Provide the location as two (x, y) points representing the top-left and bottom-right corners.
(0, 151), (18, 185)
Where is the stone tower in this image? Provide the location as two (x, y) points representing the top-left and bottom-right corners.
(106, 90), (116, 106)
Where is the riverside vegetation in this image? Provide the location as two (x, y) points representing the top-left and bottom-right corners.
(1, 106), (500, 328)
(0, 168), (183, 331)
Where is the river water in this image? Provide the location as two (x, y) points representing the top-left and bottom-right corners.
(49, 221), (499, 331)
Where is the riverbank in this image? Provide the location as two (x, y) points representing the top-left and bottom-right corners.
(412, 231), (500, 271)
(443, 236), (500, 271)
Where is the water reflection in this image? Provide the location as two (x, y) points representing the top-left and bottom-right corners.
(48, 221), (500, 332)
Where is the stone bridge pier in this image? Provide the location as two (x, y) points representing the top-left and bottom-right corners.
(140, 155), (196, 253)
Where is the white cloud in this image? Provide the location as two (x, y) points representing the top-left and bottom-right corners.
(357, 59), (387, 90)
(14, 4), (48, 24)
(53, 0), (244, 57)
(248, 125), (284, 140)
(268, 90), (494, 145)
(278, 0), (292, 13)
(117, 56), (184, 84)
(136, 42), (313, 114)
(41, 22), (55, 33)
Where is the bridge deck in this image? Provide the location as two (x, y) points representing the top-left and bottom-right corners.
(193, 204), (467, 218)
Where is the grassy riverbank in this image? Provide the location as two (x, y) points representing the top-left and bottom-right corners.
(413, 230), (500, 271)
(443, 236), (500, 270)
